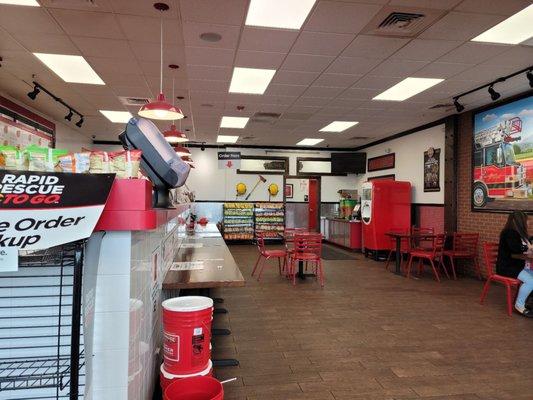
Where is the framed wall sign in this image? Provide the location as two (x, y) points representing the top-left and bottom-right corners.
(368, 174), (395, 182)
(424, 147), (440, 192)
(367, 153), (395, 172)
(285, 183), (293, 199)
(472, 94), (533, 212)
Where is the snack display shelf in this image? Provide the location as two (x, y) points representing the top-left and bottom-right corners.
(223, 202), (254, 241)
(254, 202), (285, 240)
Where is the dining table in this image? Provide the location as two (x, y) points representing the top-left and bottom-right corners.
(385, 231), (437, 275)
(285, 231), (322, 280)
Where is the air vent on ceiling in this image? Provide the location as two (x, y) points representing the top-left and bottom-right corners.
(362, 6), (445, 38)
(119, 96), (150, 106)
(250, 112), (281, 124)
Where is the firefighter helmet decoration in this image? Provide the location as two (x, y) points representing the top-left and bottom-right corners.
(236, 182), (247, 196)
(268, 183), (279, 196)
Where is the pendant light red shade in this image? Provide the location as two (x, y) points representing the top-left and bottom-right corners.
(174, 145), (191, 157)
(139, 93), (184, 120)
(181, 156), (195, 168)
(164, 124), (188, 143)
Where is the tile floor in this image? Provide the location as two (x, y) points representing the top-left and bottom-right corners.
(211, 244), (533, 400)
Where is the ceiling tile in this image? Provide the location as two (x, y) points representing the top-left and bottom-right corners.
(187, 65), (232, 81)
(453, 0), (532, 16)
(272, 70), (319, 86)
(387, 0), (462, 10)
(313, 73), (362, 88)
(341, 35), (410, 58)
(15, 33), (79, 54)
(437, 42), (510, 65)
(302, 85), (345, 98)
(326, 56), (381, 75)
(51, 9), (123, 39)
(390, 39), (462, 62)
(415, 62), (473, 79)
(109, 0), (179, 17)
(419, 12), (507, 41)
(179, 0), (247, 25)
(291, 32), (355, 56)
(235, 50), (286, 69)
(117, 15), (181, 44)
(352, 75), (404, 90)
(86, 56), (142, 76)
(239, 27), (299, 53)
(293, 96), (329, 107)
(0, 7), (63, 35)
(0, 30), (23, 52)
(71, 36), (136, 60)
(339, 87), (381, 100)
(182, 22), (241, 49)
(131, 43), (186, 64)
(452, 64), (520, 85)
(188, 79), (228, 92)
(281, 54), (334, 73)
(265, 84), (308, 97)
(370, 59), (428, 76)
(482, 46), (533, 69)
(40, 0), (115, 12)
(304, 1), (382, 34)
(185, 47), (235, 67)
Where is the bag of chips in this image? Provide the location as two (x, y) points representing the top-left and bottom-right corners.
(109, 150), (142, 178)
(58, 152), (91, 173)
(24, 145), (68, 172)
(0, 146), (25, 170)
(89, 151), (110, 174)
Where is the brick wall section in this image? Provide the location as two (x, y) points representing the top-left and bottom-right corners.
(457, 114), (507, 277)
(418, 205), (445, 234)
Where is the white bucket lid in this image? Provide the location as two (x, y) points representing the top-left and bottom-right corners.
(162, 296), (213, 312)
(161, 360), (212, 379)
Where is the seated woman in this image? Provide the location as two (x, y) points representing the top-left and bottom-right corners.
(497, 211), (533, 318)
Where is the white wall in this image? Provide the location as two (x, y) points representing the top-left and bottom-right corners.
(355, 124), (446, 204)
(187, 147), (360, 202)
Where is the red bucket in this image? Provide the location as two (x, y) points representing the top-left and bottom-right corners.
(162, 296), (213, 375)
(164, 376), (223, 400)
(160, 360), (213, 392)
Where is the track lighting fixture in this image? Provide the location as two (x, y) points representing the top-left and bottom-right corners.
(453, 98), (464, 113)
(75, 117), (84, 128)
(488, 85), (500, 101)
(27, 85), (40, 100)
(201, 142), (205, 151)
(64, 109), (73, 121)
(527, 70), (533, 88)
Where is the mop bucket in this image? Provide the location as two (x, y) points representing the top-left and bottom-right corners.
(164, 376), (223, 400)
(160, 360), (213, 392)
(162, 296), (213, 375)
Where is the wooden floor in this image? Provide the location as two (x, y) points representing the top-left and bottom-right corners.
(211, 244), (532, 400)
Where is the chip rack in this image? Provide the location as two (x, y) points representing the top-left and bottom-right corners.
(0, 241), (85, 399)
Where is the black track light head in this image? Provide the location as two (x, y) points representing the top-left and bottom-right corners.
(27, 86), (40, 100)
(488, 85), (500, 101)
(527, 70), (533, 88)
(75, 117), (84, 128)
(64, 109), (73, 121)
(201, 142), (205, 151)
(453, 98), (465, 113)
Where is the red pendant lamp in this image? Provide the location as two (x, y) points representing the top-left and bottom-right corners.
(181, 156), (195, 168)
(174, 145), (191, 157)
(138, 3), (184, 121)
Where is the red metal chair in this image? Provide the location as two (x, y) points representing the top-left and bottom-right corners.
(289, 233), (324, 287)
(385, 232), (411, 272)
(411, 226), (435, 251)
(443, 232), (480, 280)
(251, 233), (288, 281)
(480, 242), (521, 316)
(284, 228), (307, 273)
(406, 233), (449, 282)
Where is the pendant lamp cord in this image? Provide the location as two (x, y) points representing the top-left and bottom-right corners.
(160, 15), (163, 94)
(172, 77), (176, 125)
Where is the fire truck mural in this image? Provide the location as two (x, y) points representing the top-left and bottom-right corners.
(473, 95), (533, 212)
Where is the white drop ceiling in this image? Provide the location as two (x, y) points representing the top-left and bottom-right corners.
(0, 0), (532, 148)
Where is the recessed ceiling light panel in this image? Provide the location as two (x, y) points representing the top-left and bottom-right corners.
(320, 121), (359, 132)
(373, 77), (444, 101)
(471, 4), (533, 44)
(220, 116), (249, 129)
(100, 110), (133, 123)
(229, 67), (276, 94)
(0, 0), (39, 6)
(33, 53), (105, 85)
(217, 135), (239, 143)
(246, 0), (316, 29)
(297, 138), (324, 146)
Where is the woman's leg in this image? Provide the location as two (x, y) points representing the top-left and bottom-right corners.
(515, 269), (533, 310)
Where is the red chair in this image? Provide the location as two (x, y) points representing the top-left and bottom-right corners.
(406, 233), (449, 282)
(443, 232), (480, 280)
(385, 232), (411, 272)
(480, 242), (521, 316)
(251, 233), (288, 281)
(411, 226), (435, 251)
(289, 233), (324, 287)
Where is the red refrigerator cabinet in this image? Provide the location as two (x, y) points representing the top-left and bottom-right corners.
(361, 180), (411, 255)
